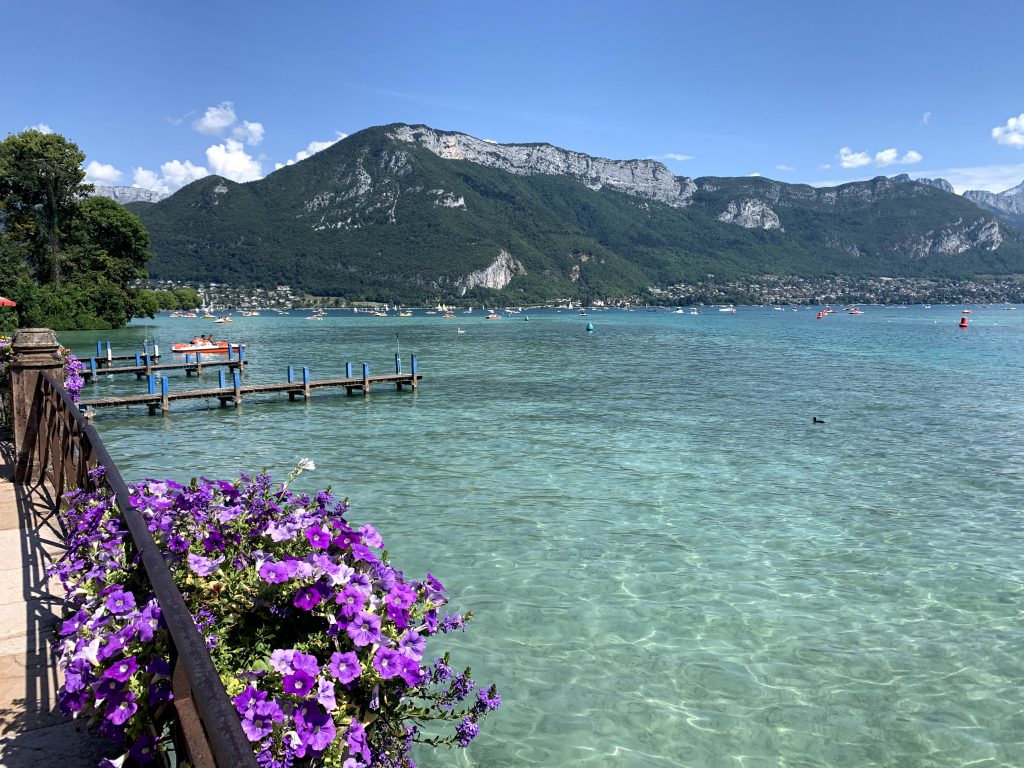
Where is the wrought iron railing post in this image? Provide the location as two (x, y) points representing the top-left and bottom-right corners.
(10, 328), (64, 484)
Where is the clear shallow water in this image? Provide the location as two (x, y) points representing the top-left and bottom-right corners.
(61, 306), (1024, 767)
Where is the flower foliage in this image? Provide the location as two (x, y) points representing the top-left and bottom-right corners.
(60, 347), (85, 403)
(51, 462), (500, 767)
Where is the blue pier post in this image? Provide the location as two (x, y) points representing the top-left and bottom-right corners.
(302, 366), (311, 401)
(160, 376), (170, 415)
(148, 374), (156, 394)
(196, 351), (202, 370)
(219, 369), (226, 388)
(143, 339), (149, 357)
(362, 362), (370, 396)
(395, 353), (402, 374)
(227, 344), (234, 361)
(411, 354), (417, 374)
(153, 340), (159, 359)
(96, 341), (103, 356)
(345, 362), (353, 378)
(89, 358), (97, 377)
(288, 365), (295, 383)
(233, 369), (242, 406)
(238, 344), (245, 362)
(135, 353), (141, 366)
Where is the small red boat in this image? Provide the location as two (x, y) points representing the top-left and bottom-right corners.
(172, 339), (236, 354)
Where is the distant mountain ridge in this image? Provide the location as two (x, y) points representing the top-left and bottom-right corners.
(964, 181), (1024, 228)
(127, 123), (1024, 303)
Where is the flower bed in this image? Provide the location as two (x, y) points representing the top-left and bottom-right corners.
(50, 461), (500, 766)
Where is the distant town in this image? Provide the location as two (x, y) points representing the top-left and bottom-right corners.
(139, 275), (1024, 312)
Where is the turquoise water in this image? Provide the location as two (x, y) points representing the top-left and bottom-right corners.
(60, 306), (1024, 767)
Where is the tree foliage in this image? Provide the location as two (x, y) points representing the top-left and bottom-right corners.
(0, 130), (153, 329)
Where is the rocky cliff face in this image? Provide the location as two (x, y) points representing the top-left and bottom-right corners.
(93, 185), (166, 204)
(964, 181), (1024, 215)
(717, 198), (782, 230)
(913, 176), (955, 193)
(390, 125), (696, 208)
(456, 249), (525, 295)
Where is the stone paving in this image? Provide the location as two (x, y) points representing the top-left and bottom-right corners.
(0, 434), (111, 766)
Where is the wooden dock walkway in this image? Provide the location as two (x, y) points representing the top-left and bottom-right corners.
(80, 370), (422, 416)
(82, 359), (246, 381)
(0, 431), (113, 765)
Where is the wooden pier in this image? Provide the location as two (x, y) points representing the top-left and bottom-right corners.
(79, 358), (422, 417)
(82, 358), (246, 380)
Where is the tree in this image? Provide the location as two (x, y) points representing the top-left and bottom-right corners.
(0, 130), (154, 329)
(0, 130), (92, 285)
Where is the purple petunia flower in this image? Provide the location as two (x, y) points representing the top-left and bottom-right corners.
(241, 699), (284, 742)
(398, 630), (426, 662)
(346, 611), (382, 647)
(105, 690), (138, 725)
(345, 719), (372, 763)
(305, 525), (332, 549)
(103, 655), (139, 683)
(104, 588), (136, 614)
(372, 647), (404, 680)
(329, 651), (361, 684)
(295, 701), (337, 754)
(315, 676), (337, 710)
(283, 670), (315, 696)
(359, 524), (383, 549)
(259, 561), (291, 584)
(335, 585), (366, 617)
(292, 585), (321, 611)
(187, 552), (224, 576)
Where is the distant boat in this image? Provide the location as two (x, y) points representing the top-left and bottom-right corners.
(485, 312), (502, 319)
(214, 316), (232, 323)
(848, 308), (865, 315)
(689, 309), (699, 315)
(719, 306), (736, 314)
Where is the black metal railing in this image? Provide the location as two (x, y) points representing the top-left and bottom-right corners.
(24, 372), (257, 768)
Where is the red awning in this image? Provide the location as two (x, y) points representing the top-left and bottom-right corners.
(0, 296), (16, 307)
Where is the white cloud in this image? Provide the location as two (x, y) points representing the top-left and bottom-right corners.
(30, 123), (53, 134)
(839, 146), (922, 169)
(775, 164), (795, 172)
(193, 102), (237, 135)
(133, 159), (209, 195)
(819, 163), (832, 170)
(838, 147), (872, 169)
(992, 112), (1024, 148)
(85, 161), (123, 185)
(921, 111), (931, 125)
(274, 132), (348, 170)
(874, 148), (899, 167)
(662, 152), (695, 162)
(206, 139), (262, 182)
(232, 120), (265, 146)
(749, 172), (762, 177)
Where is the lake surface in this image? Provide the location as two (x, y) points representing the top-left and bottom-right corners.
(60, 305), (1024, 768)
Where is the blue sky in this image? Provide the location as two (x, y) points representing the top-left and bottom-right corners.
(5, 0), (1024, 195)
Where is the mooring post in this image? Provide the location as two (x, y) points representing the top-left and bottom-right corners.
(161, 376), (169, 415)
(362, 362), (370, 396)
(395, 353), (402, 374)
(147, 374), (156, 394)
(233, 369), (241, 406)
(288, 365), (294, 384)
(10, 329), (63, 483)
(96, 340), (103, 356)
(303, 366), (311, 401)
(195, 351), (203, 372)
(411, 354), (418, 390)
(106, 341), (112, 363)
(219, 369), (226, 388)
(227, 344), (234, 361)
(143, 339), (149, 357)
(345, 362), (353, 378)
(89, 357), (97, 378)
(238, 344), (245, 363)
(153, 340), (159, 359)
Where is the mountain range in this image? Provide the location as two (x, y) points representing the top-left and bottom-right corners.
(118, 123), (1024, 303)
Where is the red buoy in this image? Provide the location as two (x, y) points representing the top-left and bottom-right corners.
(959, 317), (968, 328)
